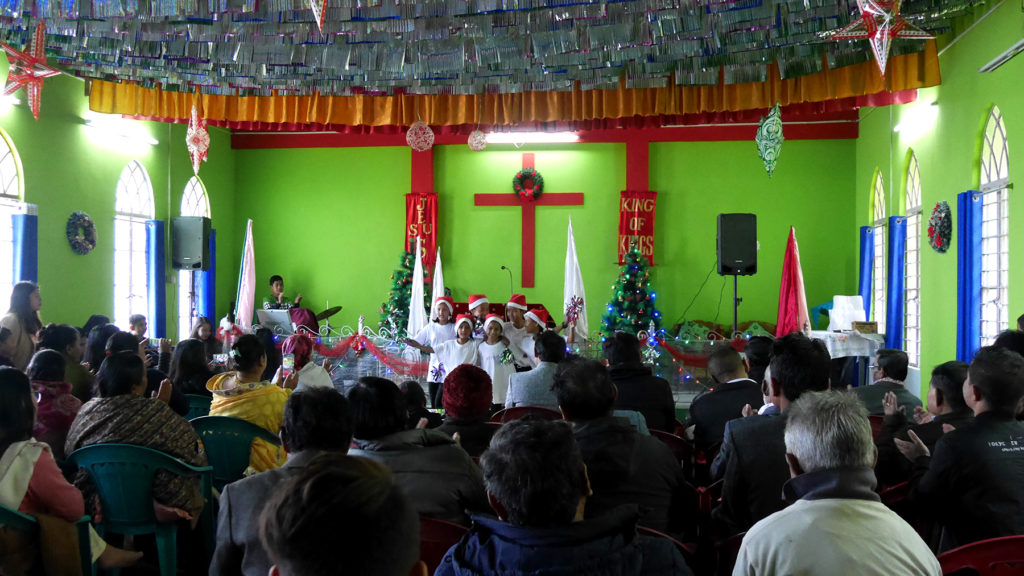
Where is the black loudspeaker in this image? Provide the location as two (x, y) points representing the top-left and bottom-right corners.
(717, 213), (757, 276)
(172, 216), (211, 271)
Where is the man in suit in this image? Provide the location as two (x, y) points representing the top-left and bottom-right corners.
(711, 332), (831, 536)
(505, 330), (566, 410)
(854, 348), (921, 415)
(211, 387), (352, 576)
(605, 332), (677, 432)
(686, 345), (763, 452)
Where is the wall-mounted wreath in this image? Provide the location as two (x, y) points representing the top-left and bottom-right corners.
(927, 201), (951, 253)
(66, 211), (97, 255)
(513, 168), (544, 202)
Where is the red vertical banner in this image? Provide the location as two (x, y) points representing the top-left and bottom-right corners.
(406, 192), (437, 270)
(618, 190), (657, 265)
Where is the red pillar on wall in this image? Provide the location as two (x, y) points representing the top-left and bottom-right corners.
(411, 148), (434, 194)
(625, 138), (649, 191)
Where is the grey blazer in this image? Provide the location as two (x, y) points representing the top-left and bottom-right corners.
(505, 362), (559, 410)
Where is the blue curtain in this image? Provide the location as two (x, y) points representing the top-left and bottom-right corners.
(957, 191), (983, 362)
(858, 226), (874, 320)
(885, 216), (907, 350)
(146, 220), (166, 339)
(12, 212), (37, 283)
(197, 229), (216, 321)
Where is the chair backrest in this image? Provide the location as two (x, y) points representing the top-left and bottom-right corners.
(878, 481), (910, 508)
(937, 535), (1024, 576)
(0, 503), (37, 533)
(420, 516), (468, 574)
(489, 406), (562, 423)
(716, 531), (747, 576)
(190, 416), (281, 491)
(868, 415), (884, 440)
(66, 443), (207, 534)
(650, 429), (693, 464)
(637, 525), (698, 558)
(185, 394), (212, 420)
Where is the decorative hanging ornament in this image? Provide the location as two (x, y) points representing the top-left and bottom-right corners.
(927, 201), (952, 253)
(406, 121), (435, 152)
(309, 0), (328, 36)
(186, 105), (210, 175)
(513, 167), (544, 201)
(755, 103), (784, 178)
(468, 130), (487, 152)
(1, 22), (61, 121)
(826, 0), (933, 76)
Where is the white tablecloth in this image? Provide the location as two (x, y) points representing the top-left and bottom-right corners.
(810, 331), (885, 359)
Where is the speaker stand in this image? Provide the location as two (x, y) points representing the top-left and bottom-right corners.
(732, 274), (742, 339)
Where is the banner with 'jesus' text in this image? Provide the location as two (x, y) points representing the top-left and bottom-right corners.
(618, 190), (657, 265)
(406, 192), (437, 270)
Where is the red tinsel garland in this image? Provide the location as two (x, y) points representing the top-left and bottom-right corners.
(314, 335), (428, 378)
(657, 338), (747, 369)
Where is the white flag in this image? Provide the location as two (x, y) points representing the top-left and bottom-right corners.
(235, 219), (256, 331)
(430, 247), (445, 318)
(407, 237), (428, 338)
(563, 217), (588, 341)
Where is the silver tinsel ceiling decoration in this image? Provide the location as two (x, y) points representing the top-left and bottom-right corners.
(0, 0), (976, 97)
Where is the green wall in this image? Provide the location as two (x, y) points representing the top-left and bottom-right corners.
(855, 0), (1024, 374)
(0, 56), (237, 335)
(234, 139), (857, 333)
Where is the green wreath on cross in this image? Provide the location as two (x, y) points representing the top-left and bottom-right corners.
(513, 168), (544, 202)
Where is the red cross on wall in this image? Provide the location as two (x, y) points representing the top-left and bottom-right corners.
(474, 153), (584, 288)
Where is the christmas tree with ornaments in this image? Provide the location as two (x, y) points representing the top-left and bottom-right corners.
(602, 243), (663, 335)
(379, 249), (428, 337)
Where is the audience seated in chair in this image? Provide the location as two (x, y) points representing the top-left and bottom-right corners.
(169, 338), (216, 396)
(505, 330), (565, 410)
(106, 330), (189, 417)
(65, 351), (208, 521)
(212, 387), (352, 576)
(744, 336), (773, 394)
(733, 391), (941, 575)
(711, 332), (831, 536)
(84, 323), (118, 377)
(37, 323), (94, 404)
(435, 418), (693, 576)
(855, 348), (922, 416)
(896, 346), (1024, 551)
(282, 334), (333, 392)
(875, 361), (974, 486)
(0, 367), (142, 571)
(553, 357), (688, 533)
(685, 346), (763, 452)
(605, 332), (677, 432)
(207, 334), (298, 474)
(435, 365), (498, 458)
(259, 453), (427, 576)
(347, 377), (488, 526)
(400, 380), (443, 430)
(27, 349), (81, 462)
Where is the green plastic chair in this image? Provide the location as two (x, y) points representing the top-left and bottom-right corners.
(189, 415), (282, 492)
(65, 443), (214, 576)
(185, 394), (213, 420)
(0, 503), (94, 575)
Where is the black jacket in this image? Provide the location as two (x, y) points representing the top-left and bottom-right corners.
(609, 363), (676, 432)
(910, 412), (1024, 550)
(435, 506), (693, 576)
(854, 380), (922, 415)
(712, 413), (789, 535)
(436, 418), (498, 459)
(573, 416), (688, 533)
(686, 378), (763, 451)
(175, 368), (216, 397)
(875, 409), (974, 486)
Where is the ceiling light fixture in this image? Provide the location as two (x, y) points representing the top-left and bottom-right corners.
(0, 95), (21, 114)
(485, 132), (580, 144)
(83, 111), (159, 148)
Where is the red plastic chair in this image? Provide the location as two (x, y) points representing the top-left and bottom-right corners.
(716, 531), (747, 576)
(868, 415), (885, 441)
(638, 525), (698, 557)
(420, 516), (468, 574)
(490, 406), (562, 423)
(651, 429), (694, 466)
(878, 481), (910, 508)
(936, 535), (1024, 575)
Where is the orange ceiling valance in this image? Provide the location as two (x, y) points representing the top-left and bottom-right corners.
(89, 41), (939, 128)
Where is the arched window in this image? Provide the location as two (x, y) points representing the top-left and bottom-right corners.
(178, 177), (210, 340)
(0, 129), (22, 308)
(904, 153), (922, 367)
(979, 106), (1010, 345)
(114, 161), (154, 330)
(872, 171), (887, 336)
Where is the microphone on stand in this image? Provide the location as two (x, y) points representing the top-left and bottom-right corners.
(500, 265), (514, 299)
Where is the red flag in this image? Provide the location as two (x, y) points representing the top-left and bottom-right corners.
(776, 227), (810, 337)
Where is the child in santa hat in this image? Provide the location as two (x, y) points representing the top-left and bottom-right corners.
(413, 314), (479, 408)
(477, 314), (520, 408)
(403, 296), (457, 407)
(518, 308), (551, 368)
(467, 294), (490, 339)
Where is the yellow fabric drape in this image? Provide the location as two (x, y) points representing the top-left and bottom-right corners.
(207, 374), (288, 474)
(89, 41), (939, 126)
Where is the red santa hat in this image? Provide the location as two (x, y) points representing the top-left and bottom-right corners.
(455, 314), (474, 331)
(434, 296), (454, 314)
(525, 308), (550, 327)
(506, 294), (527, 311)
(484, 314), (504, 330)
(468, 294), (489, 310)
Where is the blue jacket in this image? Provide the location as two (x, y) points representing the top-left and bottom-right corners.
(435, 506), (693, 576)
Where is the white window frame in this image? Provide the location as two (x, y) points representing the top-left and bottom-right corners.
(0, 129), (23, 310)
(178, 177), (211, 341)
(979, 106), (1010, 346)
(114, 161), (155, 331)
(872, 172), (887, 337)
(904, 154), (922, 367)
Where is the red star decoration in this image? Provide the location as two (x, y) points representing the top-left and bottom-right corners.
(2, 22), (61, 121)
(186, 105), (210, 175)
(828, 0), (932, 76)
(310, 0), (328, 35)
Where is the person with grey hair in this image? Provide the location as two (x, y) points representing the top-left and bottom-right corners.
(732, 391), (940, 576)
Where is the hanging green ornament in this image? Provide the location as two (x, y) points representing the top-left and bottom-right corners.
(756, 102), (784, 178)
